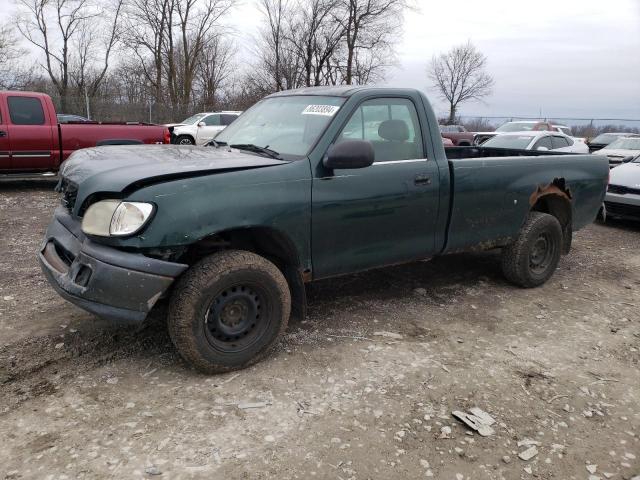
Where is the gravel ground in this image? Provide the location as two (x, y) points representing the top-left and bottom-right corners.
(0, 180), (639, 480)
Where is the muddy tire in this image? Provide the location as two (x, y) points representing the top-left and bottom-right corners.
(175, 135), (195, 145)
(501, 212), (563, 288)
(167, 250), (291, 373)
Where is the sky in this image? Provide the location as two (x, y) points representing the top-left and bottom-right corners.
(227, 0), (640, 120)
(3, 0), (639, 120)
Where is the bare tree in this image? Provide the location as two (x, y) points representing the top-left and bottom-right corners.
(287, 0), (345, 87)
(428, 41), (494, 124)
(71, 0), (123, 101)
(256, 0), (287, 90)
(253, 0), (403, 91)
(15, 0), (123, 110)
(165, 0), (234, 110)
(338, 0), (405, 85)
(125, 0), (234, 113)
(197, 34), (235, 109)
(0, 24), (35, 89)
(124, 0), (172, 103)
(254, 0), (309, 91)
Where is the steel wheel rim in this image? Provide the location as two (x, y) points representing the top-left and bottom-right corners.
(203, 284), (270, 353)
(178, 138), (193, 145)
(529, 232), (555, 274)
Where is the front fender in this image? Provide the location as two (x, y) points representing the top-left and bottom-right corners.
(101, 159), (314, 272)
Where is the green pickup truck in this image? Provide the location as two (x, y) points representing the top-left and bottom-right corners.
(39, 87), (609, 372)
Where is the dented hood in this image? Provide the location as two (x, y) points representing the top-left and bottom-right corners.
(62, 144), (289, 188)
(60, 145), (290, 214)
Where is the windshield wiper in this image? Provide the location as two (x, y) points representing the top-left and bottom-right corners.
(230, 143), (281, 159)
(208, 139), (227, 147)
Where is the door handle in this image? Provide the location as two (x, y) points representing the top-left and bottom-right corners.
(0, 130), (6, 137)
(414, 174), (431, 186)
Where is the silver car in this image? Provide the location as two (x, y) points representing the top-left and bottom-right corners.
(605, 158), (640, 220)
(594, 137), (640, 168)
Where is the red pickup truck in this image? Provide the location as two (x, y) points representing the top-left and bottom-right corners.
(0, 91), (170, 174)
(439, 124), (475, 146)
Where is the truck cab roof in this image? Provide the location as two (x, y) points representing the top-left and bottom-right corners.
(266, 86), (423, 98)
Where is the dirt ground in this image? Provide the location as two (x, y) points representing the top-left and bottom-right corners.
(0, 179), (638, 480)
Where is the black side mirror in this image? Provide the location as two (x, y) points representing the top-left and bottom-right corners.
(324, 140), (375, 170)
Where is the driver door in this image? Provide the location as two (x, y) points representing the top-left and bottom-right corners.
(311, 97), (440, 279)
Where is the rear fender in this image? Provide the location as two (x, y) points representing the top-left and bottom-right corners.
(529, 179), (573, 254)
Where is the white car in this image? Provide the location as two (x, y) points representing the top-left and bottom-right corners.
(594, 136), (640, 168)
(481, 131), (589, 153)
(474, 121), (574, 145)
(168, 111), (242, 146)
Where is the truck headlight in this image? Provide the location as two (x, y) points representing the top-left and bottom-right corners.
(82, 200), (154, 237)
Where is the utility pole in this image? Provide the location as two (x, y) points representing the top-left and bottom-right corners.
(84, 88), (91, 120)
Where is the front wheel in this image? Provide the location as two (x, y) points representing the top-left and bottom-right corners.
(501, 212), (563, 288)
(175, 135), (195, 145)
(168, 250), (291, 373)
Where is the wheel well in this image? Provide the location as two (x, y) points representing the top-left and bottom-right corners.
(530, 180), (573, 254)
(182, 227), (307, 321)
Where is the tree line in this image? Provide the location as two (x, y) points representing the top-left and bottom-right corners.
(0, 0), (408, 122)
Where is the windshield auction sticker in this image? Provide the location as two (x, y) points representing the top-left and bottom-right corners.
(302, 105), (340, 116)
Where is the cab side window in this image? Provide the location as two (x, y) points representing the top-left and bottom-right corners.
(8, 96), (45, 125)
(337, 98), (424, 162)
(204, 114), (221, 126)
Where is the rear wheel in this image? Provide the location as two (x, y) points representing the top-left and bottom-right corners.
(168, 250), (291, 373)
(175, 135), (195, 145)
(501, 212), (563, 288)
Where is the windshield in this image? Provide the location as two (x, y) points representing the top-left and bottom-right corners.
(591, 133), (619, 144)
(181, 113), (207, 124)
(606, 138), (640, 151)
(214, 95), (345, 158)
(483, 135), (535, 149)
(496, 122), (538, 132)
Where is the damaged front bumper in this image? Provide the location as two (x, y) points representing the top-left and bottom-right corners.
(38, 207), (188, 323)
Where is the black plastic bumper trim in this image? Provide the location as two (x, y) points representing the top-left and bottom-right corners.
(39, 208), (189, 323)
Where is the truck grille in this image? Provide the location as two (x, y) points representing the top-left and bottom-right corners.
(605, 201), (640, 219)
(608, 184), (640, 195)
(58, 178), (79, 213)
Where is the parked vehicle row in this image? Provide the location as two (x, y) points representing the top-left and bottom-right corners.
(588, 132), (640, 154)
(480, 131), (588, 153)
(0, 91), (170, 174)
(441, 119), (638, 166)
(472, 120), (573, 145)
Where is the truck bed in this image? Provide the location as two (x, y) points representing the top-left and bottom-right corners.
(442, 148), (609, 254)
